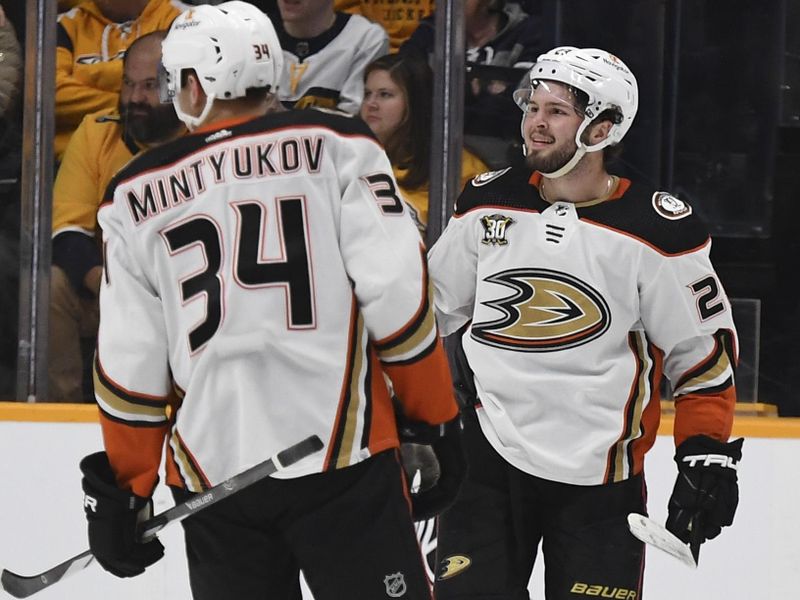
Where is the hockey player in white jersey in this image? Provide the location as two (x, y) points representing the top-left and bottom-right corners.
(77, 3), (463, 598)
(429, 46), (743, 598)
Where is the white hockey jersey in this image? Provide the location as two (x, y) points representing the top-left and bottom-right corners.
(429, 168), (738, 486)
(276, 12), (389, 115)
(95, 109), (457, 497)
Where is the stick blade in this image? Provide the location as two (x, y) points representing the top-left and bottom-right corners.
(627, 513), (697, 569)
(1, 551), (94, 598)
(275, 435), (324, 469)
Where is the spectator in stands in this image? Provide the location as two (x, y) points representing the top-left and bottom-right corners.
(334, 0), (434, 52)
(0, 3), (22, 396)
(55, 0), (187, 162)
(272, 0), (388, 114)
(58, 0), (84, 10)
(0, 3), (22, 164)
(360, 53), (488, 234)
(49, 30), (184, 402)
(400, 0), (542, 151)
(0, 3), (24, 48)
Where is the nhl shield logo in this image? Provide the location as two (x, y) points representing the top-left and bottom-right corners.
(383, 572), (407, 597)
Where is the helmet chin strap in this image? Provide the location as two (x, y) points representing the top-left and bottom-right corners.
(173, 93), (216, 132)
(539, 120), (612, 179)
(539, 145), (586, 179)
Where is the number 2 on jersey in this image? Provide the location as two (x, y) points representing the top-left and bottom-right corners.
(161, 198), (313, 353)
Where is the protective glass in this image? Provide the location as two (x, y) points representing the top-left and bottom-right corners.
(157, 62), (176, 105)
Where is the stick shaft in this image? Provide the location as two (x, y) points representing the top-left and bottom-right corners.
(139, 434), (322, 539)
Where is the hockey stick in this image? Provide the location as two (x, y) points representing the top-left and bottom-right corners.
(627, 513), (697, 568)
(1, 434), (324, 598)
(688, 513), (702, 566)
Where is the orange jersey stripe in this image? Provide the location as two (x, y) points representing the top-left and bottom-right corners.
(673, 387), (736, 446)
(98, 412), (168, 497)
(383, 334), (458, 426)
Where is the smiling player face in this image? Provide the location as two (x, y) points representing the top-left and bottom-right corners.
(521, 80), (584, 173)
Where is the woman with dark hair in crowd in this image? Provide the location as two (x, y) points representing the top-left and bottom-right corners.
(361, 52), (489, 234)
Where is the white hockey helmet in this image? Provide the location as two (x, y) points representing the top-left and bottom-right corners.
(160, 1), (284, 130)
(513, 46), (638, 177)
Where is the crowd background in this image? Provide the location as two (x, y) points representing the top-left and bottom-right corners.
(1, 0), (799, 416)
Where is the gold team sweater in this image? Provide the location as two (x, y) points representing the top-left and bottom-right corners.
(335, 0), (435, 52)
(51, 109), (142, 291)
(55, 0), (186, 160)
(395, 148), (488, 233)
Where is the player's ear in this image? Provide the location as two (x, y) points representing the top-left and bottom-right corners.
(589, 119), (613, 144)
(187, 73), (206, 107)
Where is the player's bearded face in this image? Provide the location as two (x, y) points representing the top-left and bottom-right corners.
(120, 98), (182, 144)
(521, 81), (584, 173)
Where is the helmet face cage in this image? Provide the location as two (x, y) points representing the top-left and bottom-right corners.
(160, 1), (283, 128)
(515, 46), (638, 154)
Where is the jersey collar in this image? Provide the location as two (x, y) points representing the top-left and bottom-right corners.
(529, 170), (631, 207)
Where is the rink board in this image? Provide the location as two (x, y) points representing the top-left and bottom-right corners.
(0, 402), (798, 600)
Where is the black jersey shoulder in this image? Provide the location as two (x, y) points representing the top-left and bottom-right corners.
(579, 180), (710, 254)
(454, 167), (547, 215)
(235, 106), (378, 140)
(103, 109), (378, 202)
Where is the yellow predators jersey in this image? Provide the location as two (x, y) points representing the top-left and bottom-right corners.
(51, 109), (141, 290)
(95, 109), (458, 497)
(53, 109), (140, 238)
(335, 0), (435, 52)
(55, 0), (186, 160)
(429, 168), (738, 486)
(396, 148), (489, 233)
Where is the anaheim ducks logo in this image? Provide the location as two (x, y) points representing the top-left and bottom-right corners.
(472, 268), (611, 352)
(437, 555), (472, 580)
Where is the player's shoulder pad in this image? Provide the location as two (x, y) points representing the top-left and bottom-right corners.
(583, 182), (710, 254)
(101, 149), (150, 206)
(454, 167), (540, 216)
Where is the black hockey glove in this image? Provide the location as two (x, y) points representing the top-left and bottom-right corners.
(447, 327), (478, 409)
(665, 435), (743, 545)
(80, 452), (164, 578)
(396, 413), (466, 521)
